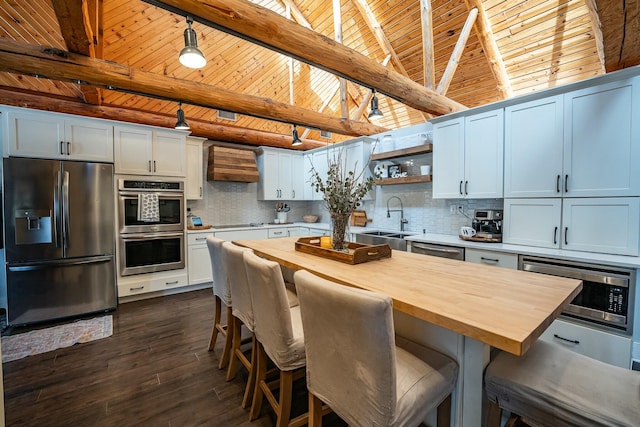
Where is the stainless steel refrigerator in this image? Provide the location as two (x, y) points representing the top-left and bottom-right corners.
(3, 157), (116, 326)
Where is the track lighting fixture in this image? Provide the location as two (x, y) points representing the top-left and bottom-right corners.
(291, 124), (302, 146)
(368, 89), (383, 120)
(174, 102), (190, 130)
(179, 16), (206, 69)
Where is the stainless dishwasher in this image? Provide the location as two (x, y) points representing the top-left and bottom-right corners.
(409, 241), (465, 260)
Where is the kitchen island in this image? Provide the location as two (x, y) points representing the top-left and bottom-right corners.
(235, 237), (583, 427)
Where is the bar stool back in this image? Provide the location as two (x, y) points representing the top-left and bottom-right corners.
(294, 270), (458, 427)
(243, 251), (307, 427)
(206, 236), (233, 369)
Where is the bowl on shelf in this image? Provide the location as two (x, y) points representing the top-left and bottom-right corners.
(303, 215), (319, 223)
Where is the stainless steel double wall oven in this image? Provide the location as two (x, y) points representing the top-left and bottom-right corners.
(117, 179), (185, 276)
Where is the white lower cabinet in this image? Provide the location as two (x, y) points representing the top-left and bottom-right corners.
(268, 227), (301, 238)
(214, 229), (269, 241)
(118, 270), (189, 298)
(187, 232), (214, 285)
(539, 318), (632, 368)
(503, 197), (640, 256)
(464, 248), (517, 269)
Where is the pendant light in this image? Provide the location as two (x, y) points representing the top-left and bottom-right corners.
(179, 16), (206, 69)
(368, 89), (383, 120)
(291, 124), (302, 146)
(174, 102), (190, 130)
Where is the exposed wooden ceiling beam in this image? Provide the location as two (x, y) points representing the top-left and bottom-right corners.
(464, 0), (513, 99)
(143, 0), (466, 116)
(583, 0), (606, 73)
(0, 38), (387, 137)
(0, 87), (326, 150)
(51, 0), (101, 105)
(437, 8), (478, 95)
(420, 0), (435, 91)
(593, 0), (640, 72)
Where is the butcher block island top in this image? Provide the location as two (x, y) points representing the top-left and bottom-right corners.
(235, 237), (582, 356)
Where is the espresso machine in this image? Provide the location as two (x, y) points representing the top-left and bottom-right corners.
(472, 209), (503, 241)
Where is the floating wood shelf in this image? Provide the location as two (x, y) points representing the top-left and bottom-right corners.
(370, 143), (433, 161)
(376, 175), (432, 185)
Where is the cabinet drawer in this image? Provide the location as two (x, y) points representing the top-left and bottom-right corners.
(268, 228), (289, 238)
(118, 279), (152, 297)
(539, 318), (631, 368)
(188, 232), (214, 245)
(464, 248), (517, 269)
(149, 272), (188, 292)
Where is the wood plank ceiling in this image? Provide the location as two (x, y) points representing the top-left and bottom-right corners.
(0, 0), (637, 150)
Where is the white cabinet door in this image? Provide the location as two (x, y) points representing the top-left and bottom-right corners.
(504, 95), (564, 198)
(214, 229), (269, 241)
(539, 318), (632, 368)
(186, 138), (204, 200)
(154, 131), (186, 177)
(258, 149), (280, 200)
(464, 109), (504, 198)
(291, 154), (304, 200)
(503, 198), (562, 248)
(311, 151), (328, 201)
(114, 125), (153, 174)
(303, 154), (315, 200)
(187, 233), (213, 285)
(464, 248), (517, 269)
(6, 109), (65, 159)
(433, 117), (465, 198)
(277, 151), (294, 199)
(562, 197), (639, 256)
(564, 78), (640, 197)
(64, 118), (114, 162)
(345, 139), (375, 200)
(5, 109), (113, 162)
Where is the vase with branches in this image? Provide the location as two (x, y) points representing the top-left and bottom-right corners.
(309, 147), (378, 251)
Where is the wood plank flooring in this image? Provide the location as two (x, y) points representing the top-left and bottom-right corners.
(2, 289), (346, 427)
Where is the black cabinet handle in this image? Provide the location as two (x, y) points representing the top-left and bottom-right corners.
(556, 175), (561, 193)
(153, 160), (157, 172)
(553, 226), (558, 245)
(67, 141), (71, 155)
(564, 174), (568, 193)
(459, 181), (463, 195)
(464, 180), (468, 195)
(480, 257), (499, 263)
(564, 227), (568, 245)
(60, 141), (65, 155)
(554, 334), (579, 344)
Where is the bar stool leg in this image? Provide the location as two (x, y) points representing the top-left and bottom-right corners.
(208, 295), (223, 351)
(308, 392), (323, 427)
(218, 306), (233, 369)
(249, 342), (268, 421)
(226, 315), (243, 380)
(276, 370), (294, 427)
(241, 334), (258, 408)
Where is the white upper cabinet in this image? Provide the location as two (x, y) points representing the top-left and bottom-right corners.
(563, 77), (640, 197)
(433, 109), (503, 199)
(504, 95), (564, 198)
(114, 124), (186, 176)
(505, 77), (640, 198)
(186, 137), (206, 200)
(503, 197), (640, 256)
(4, 108), (114, 162)
(257, 147), (304, 200)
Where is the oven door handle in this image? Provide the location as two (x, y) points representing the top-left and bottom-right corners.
(121, 232), (184, 240)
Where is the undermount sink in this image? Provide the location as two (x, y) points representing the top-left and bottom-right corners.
(354, 230), (415, 251)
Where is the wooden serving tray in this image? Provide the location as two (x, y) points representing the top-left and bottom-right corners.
(187, 225), (213, 230)
(459, 234), (502, 243)
(295, 237), (392, 264)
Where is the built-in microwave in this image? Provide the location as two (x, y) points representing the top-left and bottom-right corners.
(117, 179), (184, 234)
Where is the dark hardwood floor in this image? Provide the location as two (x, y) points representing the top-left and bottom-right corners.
(2, 289), (346, 427)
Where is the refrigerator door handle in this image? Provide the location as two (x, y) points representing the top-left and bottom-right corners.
(53, 170), (61, 248)
(8, 255), (113, 272)
(63, 170), (70, 249)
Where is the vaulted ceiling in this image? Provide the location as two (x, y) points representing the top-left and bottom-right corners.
(0, 0), (638, 150)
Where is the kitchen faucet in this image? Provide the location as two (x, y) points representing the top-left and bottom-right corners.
(386, 196), (408, 232)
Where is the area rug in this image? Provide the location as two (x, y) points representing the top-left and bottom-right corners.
(1, 315), (113, 363)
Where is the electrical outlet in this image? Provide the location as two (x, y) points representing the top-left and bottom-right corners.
(457, 205), (464, 215)
(449, 205), (456, 215)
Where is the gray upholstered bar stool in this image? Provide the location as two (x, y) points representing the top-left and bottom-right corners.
(294, 270), (459, 427)
(206, 236), (233, 370)
(485, 339), (640, 427)
(220, 241), (256, 408)
(243, 250), (307, 427)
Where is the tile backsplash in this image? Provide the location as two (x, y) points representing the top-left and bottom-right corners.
(188, 142), (503, 234)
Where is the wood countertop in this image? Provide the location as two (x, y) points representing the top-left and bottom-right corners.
(234, 237), (583, 356)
